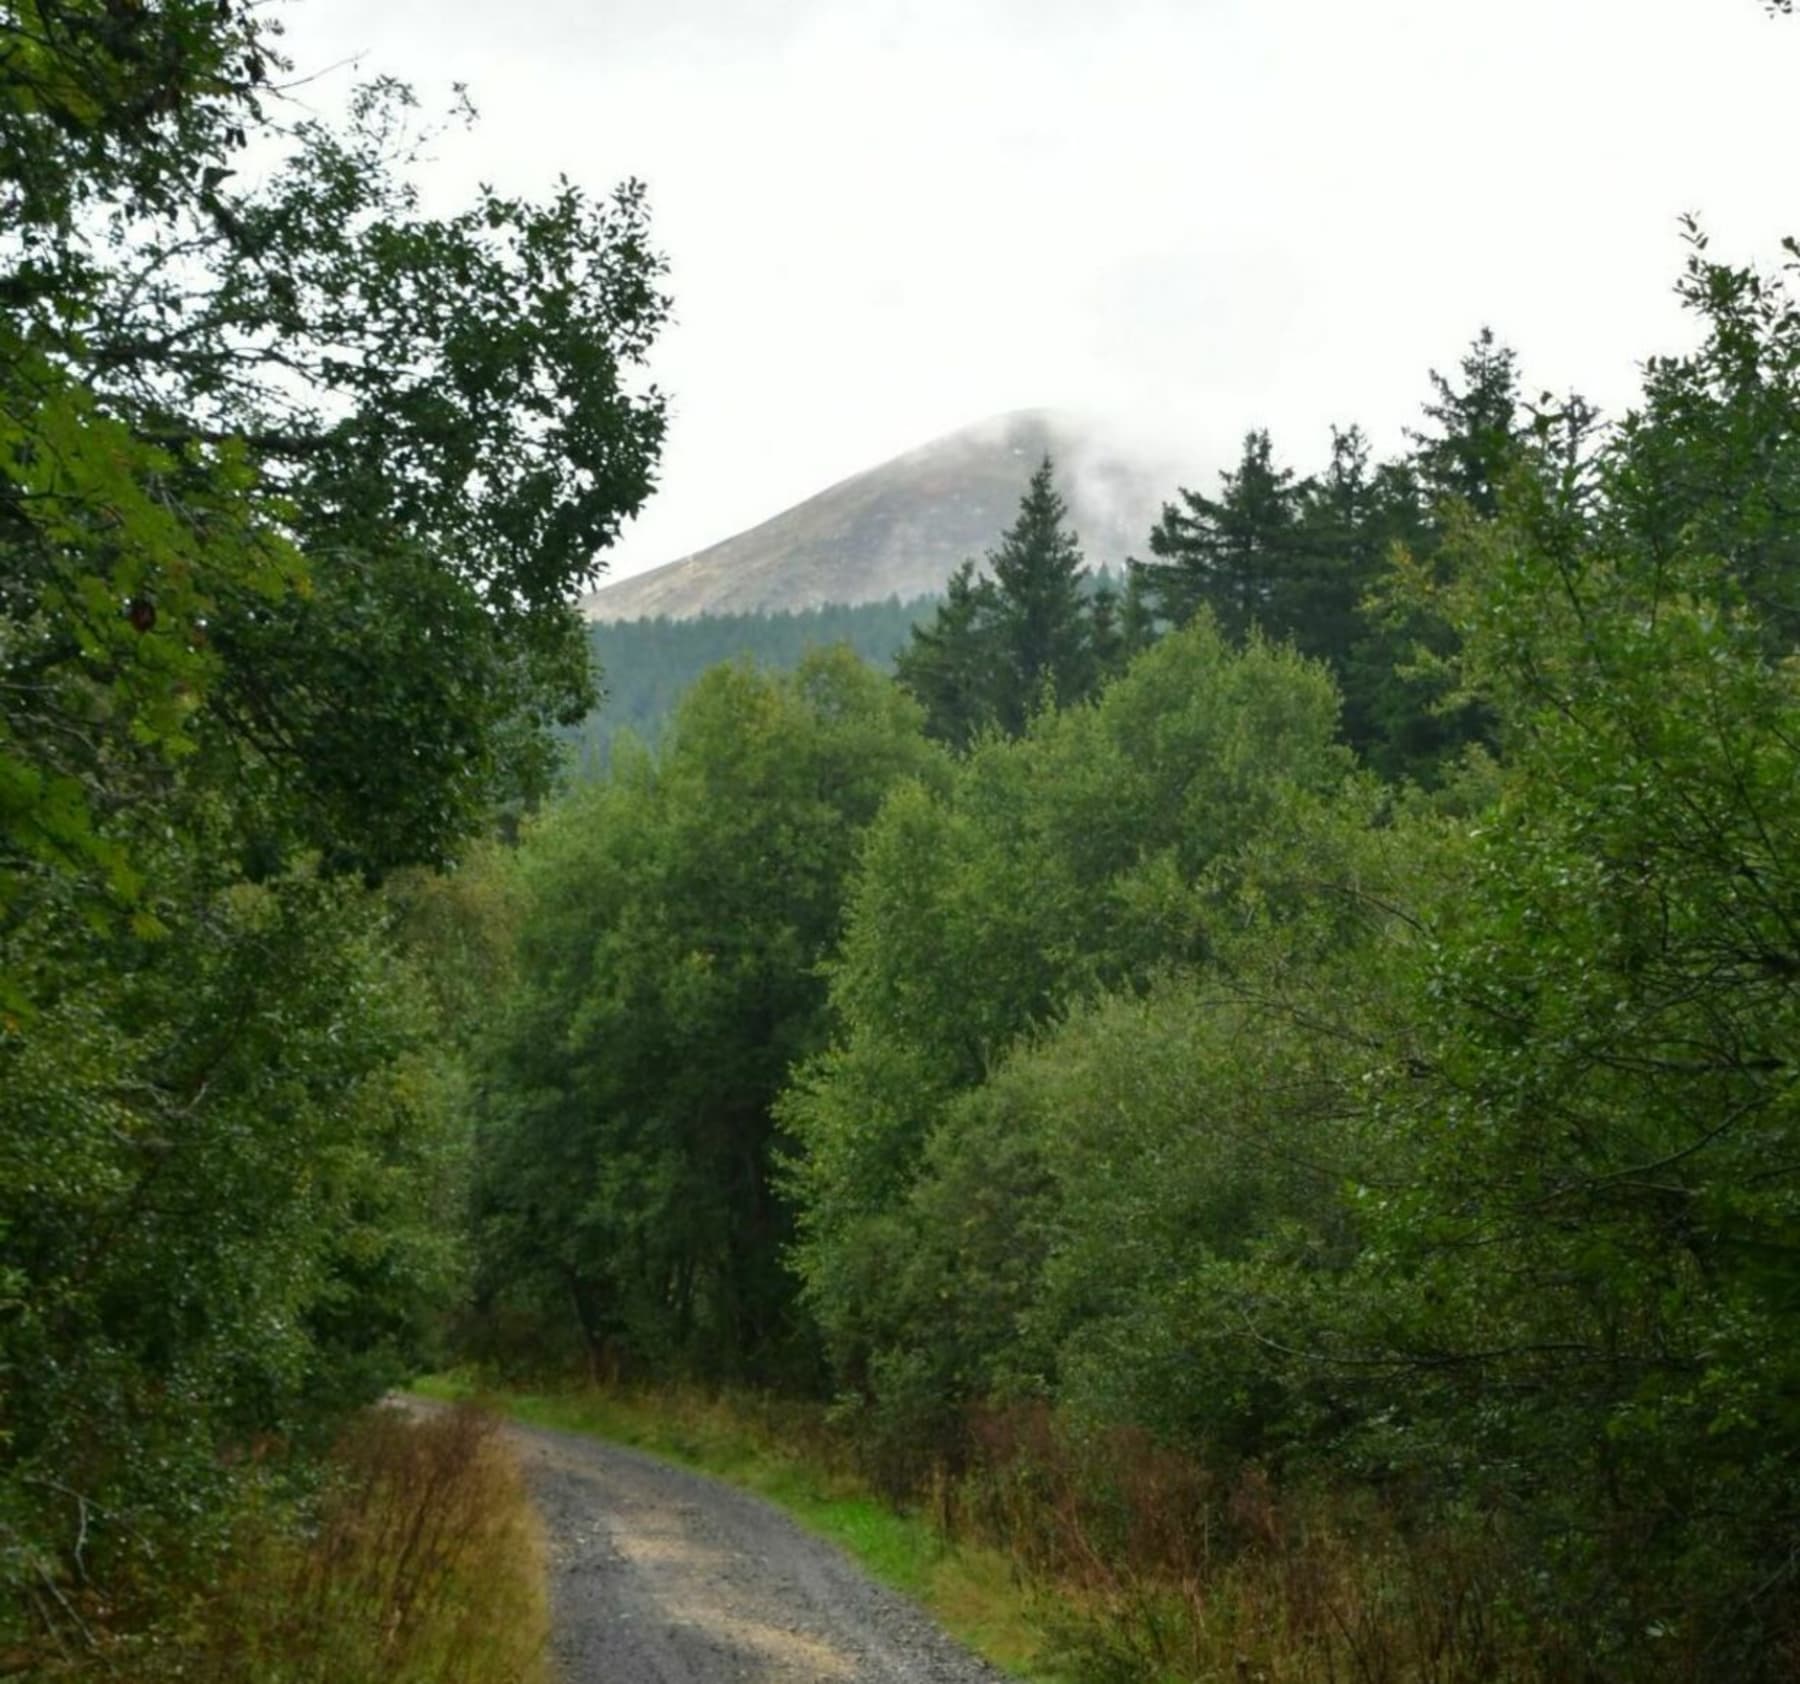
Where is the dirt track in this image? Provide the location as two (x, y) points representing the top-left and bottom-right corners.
(512, 1421), (1006, 1684)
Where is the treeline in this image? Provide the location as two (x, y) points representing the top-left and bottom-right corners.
(892, 335), (1520, 783)
(466, 231), (1800, 1680)
(0, 5), (660, 1671)
(576, 596), (937, 767)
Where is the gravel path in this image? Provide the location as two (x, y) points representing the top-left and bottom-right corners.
(512, 1421), (1008, 1684)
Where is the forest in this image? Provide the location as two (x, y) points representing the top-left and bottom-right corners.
(575, 595), (937, 768)
(6, 2), (1800, 1681)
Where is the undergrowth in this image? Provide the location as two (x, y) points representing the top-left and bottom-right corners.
(14, 1404), (547, 1684)
(951, 1407), (1557, 1684)
(427, 1375), (1599, 1684)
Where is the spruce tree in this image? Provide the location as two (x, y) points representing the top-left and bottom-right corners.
(1090, 579), (1124, 679)
(1409, 326), (1522, 517)
(894, 560), (1001, 750)
(988, 456), (1095, 732)
(1276, 425), (1379, 665)
(1136, 429), (1300, 641)
(1118, 563), (1159, 661)
(897, 458), (1106, 746)
(1350, 329), (1524, 782)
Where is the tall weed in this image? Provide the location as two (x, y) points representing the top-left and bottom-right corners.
(950, 1405), (1585, 1683)
(22, 1405), (546, 1684)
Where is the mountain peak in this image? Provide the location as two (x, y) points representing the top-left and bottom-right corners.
(581, 410), (1178, 622)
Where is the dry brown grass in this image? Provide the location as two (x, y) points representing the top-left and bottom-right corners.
(33, 1403), (549, 1684)
(944, 1403), (1562, 1684)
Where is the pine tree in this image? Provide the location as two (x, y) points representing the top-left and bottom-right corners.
(988, 456), (1095, 732)
(894, 560), (1001, 750)
(897, 458), (1106, 746)
(1277, 425), (1379, 665)
(1136, 429), (1300, 641)
(1409, 326), (1522, 517)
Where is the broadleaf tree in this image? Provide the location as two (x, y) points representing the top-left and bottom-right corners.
(1, 0), (668, 1646)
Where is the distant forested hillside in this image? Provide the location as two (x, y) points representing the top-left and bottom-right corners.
(574, 595), (940, 766)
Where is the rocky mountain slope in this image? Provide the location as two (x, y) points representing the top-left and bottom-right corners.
(582, 410), (1178, 622)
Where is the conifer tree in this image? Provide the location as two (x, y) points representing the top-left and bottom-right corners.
(1117, 563), (1160, 661)
(893, 560), (1001, 750)
(1275, 425), (1378, 664)
(1136, 429), (1300, 640)
(988, 456), (1095, 732)
(897, 458), (1105, 745)
(1408, 326), (1522, 517)
(1089, 579), (1124, 679)
(1346, 328), (1524, 780)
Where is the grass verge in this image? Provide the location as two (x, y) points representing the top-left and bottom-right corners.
(414, 1373), (1070, 1681)
(413, 1379), (1562, 1684)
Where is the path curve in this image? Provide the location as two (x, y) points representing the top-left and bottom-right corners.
(512, 1421), (1006, 1684)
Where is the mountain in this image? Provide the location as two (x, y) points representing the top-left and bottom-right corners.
(581, 409), (1179, 622)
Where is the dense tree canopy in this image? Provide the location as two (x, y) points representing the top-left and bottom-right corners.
(780, 617), (1378, 1466)
(1, 4), (667, 959)
(576, 594), (936, 768)
(11, 6), (1800, 1679)
(1118, 338), (1529, 783)
(1, 0), (667, 1650)
(469, 651), (939, 1383)
(464, 227), (1800, 1680)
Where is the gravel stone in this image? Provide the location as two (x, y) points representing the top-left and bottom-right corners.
(512, 1421), (1008, 1684)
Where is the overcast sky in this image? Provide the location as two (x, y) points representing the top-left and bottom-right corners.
(279, 0), (1799, 582)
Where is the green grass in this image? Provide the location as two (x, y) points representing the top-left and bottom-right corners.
(413, 1373), (1069, 1681)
